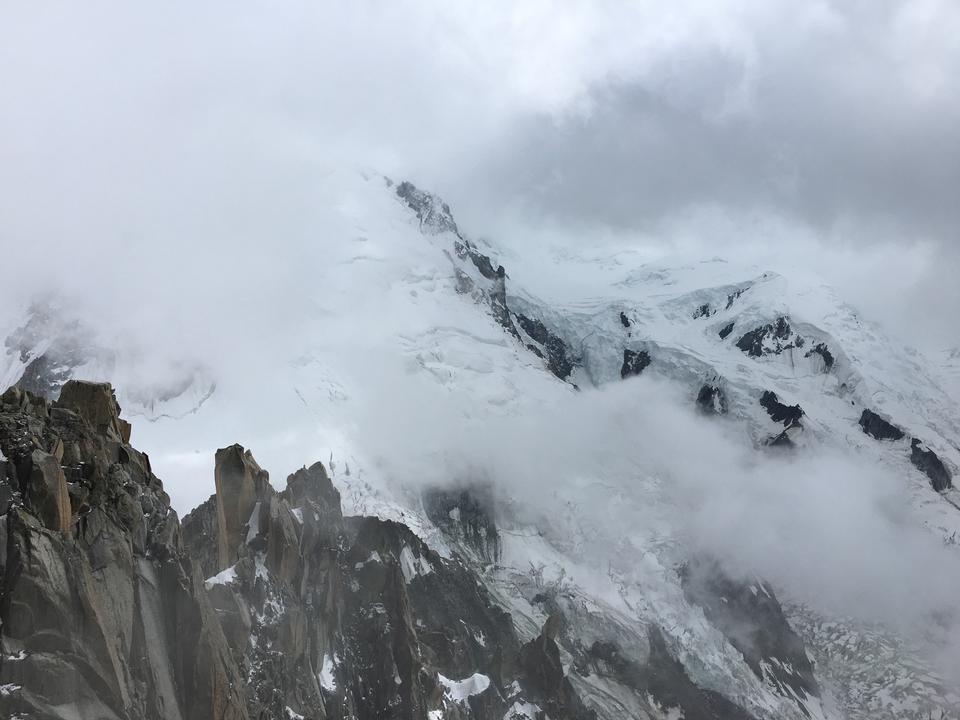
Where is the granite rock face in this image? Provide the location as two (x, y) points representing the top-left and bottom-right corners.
(1, 383), (597, 720)
(0, 382), (248, 720)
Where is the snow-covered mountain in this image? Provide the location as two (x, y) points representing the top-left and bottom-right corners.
(2, 170), (959, 719)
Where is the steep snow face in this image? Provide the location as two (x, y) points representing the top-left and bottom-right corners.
(3, 170), (960, 719)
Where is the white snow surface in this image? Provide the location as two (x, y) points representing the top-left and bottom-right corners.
(204, 564), (238, 589)
(438, 672), (491, 702)
(318, 653), (337, 692)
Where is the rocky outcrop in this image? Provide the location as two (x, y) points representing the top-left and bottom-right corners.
(759, 391), (804, 427)
(726, 287), (748, 309)
(718, 322), (735, 340)
(184, 444), (598, 720)
(395, 180), (462, 236)
(1, 378), (832, 720)
(0, 379), (604, 720)
(213, 444), (270, 570)
(681, 557), (819, 713)
(0, 382), (248, 720)
(696, 384), (727, 415)
(519, 623), (596, 720)
(858, 409), (905, 441)
(736, 318), (805, 357)
(620, 349), (651, 379)
(514, 313), (576, 381)
(586, 628), (756, 720)
(423, 485), (501, 563)
(804, 342), (835, 371)
(910, 439), (952, 492)
(57, 379), (131, 442)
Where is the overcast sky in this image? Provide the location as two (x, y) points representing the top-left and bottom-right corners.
(1, 1), (958, 350)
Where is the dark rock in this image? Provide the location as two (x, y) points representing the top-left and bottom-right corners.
(858, 409), (905, 441)
(759, 391), (804, 427)
(736, 318), (805, 357)
(516, 313), (575, 380)
(423, 485), (501, 563)
(725, 288), (747, 310)
(454, 238), (501, 282)
(910, 439), (952, 492)
(718, 322), (735, 340)
(0, 381), (249, 720)
(693, 303), (713, 319)
(621, 349), (651, 379)
(453, 239), (515, 338)
(55, 380), (126, 440)
(396, 180), (461, 236)
(619, 312), (631, 328)
(804, 342), (835, 370)
(767, 428), (795, 448)
(696, 384), (726, 415)
(681, 557), (819, 710)
(520, 622), (596, 720)
(587, 627), (756, 720)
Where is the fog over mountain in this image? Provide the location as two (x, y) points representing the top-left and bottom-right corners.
(2, 4), (959, 720)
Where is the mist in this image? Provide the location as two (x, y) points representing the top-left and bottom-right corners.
(346, 357), (960, 667)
